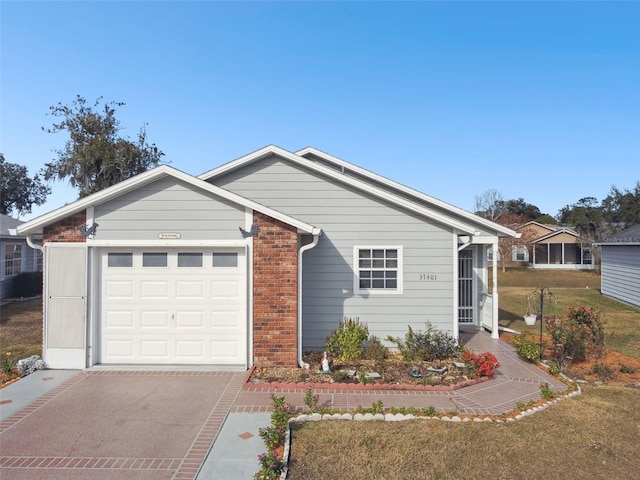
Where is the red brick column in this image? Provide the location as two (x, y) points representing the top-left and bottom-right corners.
(252, 212), (299, 367)
(43, 211), (87, 243)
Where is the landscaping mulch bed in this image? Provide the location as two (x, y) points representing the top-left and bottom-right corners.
(249, 352), (476, 388)
(499, 332), (640, 386)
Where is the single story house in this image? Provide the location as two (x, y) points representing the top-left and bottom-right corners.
(516, 221), (594, 270)
(1, 213), (43, 299)
(13, 145), (517, 369)
(596, 224), (640, 308)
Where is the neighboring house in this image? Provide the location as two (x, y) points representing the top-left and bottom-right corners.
(513, 221), (594, 270)
(14, 145), (516, 369)
(1, 214), (43, 299)
(596, 225), (640, 308)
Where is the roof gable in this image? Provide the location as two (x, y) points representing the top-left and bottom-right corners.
(1, 214), (24, 237)
(200, 145), (517, 238)
(16, 165), (320, 236)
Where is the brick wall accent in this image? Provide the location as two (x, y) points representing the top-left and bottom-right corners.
(43, 212), (87, 243)
(252, 212), (299, 367)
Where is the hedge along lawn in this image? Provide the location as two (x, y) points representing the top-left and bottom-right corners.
(496, 268), (640, 359)
(288, 385), (640, 480)
(0, 298), (43, 360)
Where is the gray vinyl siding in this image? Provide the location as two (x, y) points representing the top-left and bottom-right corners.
(601, 245), (640, 308)
(212, 155), (456, 350)
(94, 178), (245, 241)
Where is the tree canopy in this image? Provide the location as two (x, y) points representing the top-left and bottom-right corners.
(41, 95), (164, 198)
(0, 154), (51, 216)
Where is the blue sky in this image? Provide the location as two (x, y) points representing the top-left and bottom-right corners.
(2, 1), (639, 221)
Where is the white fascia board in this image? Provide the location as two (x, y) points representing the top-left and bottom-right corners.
(296, 147), (517, 238)
(201, 145), (478, 235)
(17, 164), (320, 237)
(198, 145), (280, 180)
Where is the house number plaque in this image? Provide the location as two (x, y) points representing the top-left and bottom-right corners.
(419, 274), (438, 281)
(158, 232), (182, 239)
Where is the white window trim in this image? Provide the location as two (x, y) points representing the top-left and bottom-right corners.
(353, 245), (403, 295)
(3, 242), (25, 278)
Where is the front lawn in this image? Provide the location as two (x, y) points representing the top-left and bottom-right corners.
(288, 385), (639, 480)
(0, 298), (43, 384)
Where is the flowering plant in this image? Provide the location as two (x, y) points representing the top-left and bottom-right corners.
(259, 425), (285, 451)
(269, 393), (292, 430)
(254, 450), (284, 480)
(462, 351), (500, 377)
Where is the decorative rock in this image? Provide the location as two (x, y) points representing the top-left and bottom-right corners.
(483, 418), (493, 422)
(450, 416), (462, 422)
(308, 413), (322, 422)
(462, 417), (471, 422)
(365, 372), (382, 380)
(385, 413), (404, 421)
(373, 413), (385, 421)
(440, 416), (451, 421)
(506, 418), (515, 422)
(473, 417), (483, 422)
(341, 413), (353, 420)
(353, 413), (366, 421)
(294, 414), (308, 422)
(322, 413), (343, 420)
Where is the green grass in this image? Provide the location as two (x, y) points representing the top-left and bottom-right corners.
(497, 269), (640, 359)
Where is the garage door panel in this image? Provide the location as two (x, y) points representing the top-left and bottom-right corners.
(105, 311), (134, 328)
(176, 281), (205, 298)
(106, 281), (134, 298)
(176, 311), (204, 328)
(140, 341), (169, 358)
(211, 340), (240, 359)
(211, 281), (241, 298)
(105, 340), (134, 359)
(211, 311), (241, 328)
(101, 248), (246, 365)
(141, 281), (169, 298)
(176, 341), (204, 358)
(140, 311), (170, 328)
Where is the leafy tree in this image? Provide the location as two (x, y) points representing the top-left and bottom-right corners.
(0, 154), (51, 216)
(557, 196), (604, 240)
(503, 198), (542, 220)
(41, 95), (164, 198)
(601, 181), (640, 228)
(493, 212), (538, 272)
(474, 189), (505, 220)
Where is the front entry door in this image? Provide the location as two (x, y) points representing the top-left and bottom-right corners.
(458, 249), (473, 324)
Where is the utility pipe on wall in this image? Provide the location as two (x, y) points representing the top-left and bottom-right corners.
(297, 232), (321, 368)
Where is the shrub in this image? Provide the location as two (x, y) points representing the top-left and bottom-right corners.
(546, 306), (605, 362)
(361, 335), (389, 361)
(11, 272), (42, 298)
(513, 333), (541, 363)
(387, 322), (461, 361)
(326, 317), (369, 361)
(539, 382), (553, 400)
(303, 387), (319, 412)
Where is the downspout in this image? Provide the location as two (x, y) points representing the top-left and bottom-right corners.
(25, 235), (44, 252)
(298, 231), (321, 368)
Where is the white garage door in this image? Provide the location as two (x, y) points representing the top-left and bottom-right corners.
(100, 248), (247, 365)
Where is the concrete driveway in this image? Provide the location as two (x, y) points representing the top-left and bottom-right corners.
(0, 370), (245, 480)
